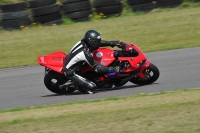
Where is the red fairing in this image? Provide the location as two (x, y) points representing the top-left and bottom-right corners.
(93, 48), (115, 66)
(133, 44), (150, 78)
(37, 51), (66, 74)
(117, 42), (150, 78)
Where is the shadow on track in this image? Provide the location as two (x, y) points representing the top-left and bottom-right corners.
(41, 84), (146, 97)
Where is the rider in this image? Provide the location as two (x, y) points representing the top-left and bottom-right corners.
(63, 30), (122, 91)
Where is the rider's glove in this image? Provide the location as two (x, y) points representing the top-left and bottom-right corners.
(119, 42), (128, 51)
(116, 40), (127, 50)
(109, 40), (122, 48)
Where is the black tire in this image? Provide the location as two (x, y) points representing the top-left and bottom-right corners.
(129, 63), (160, 85)
(0, 17), (31, 29)
(156, 0), (183, 7)
(28, 0), (56, 8)
(33, 12), (62, 23)
(95, 5), (123, 15)
(62, 1), (91, 13)
(93, 0), (121, 8)
(66, 9), (92, 20)
(127, 0), (152, 5)
(130, 3), (155, 12)
(60, 0), (89, 4)
(44, 70), (75, 94)
(0, 2), (28, 12)
(31, 4), (61, 16)
(43, 19), (63, 25)
(0, 10), (29, 21)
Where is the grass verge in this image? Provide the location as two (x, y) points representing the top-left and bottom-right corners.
(0, 88), (200, 133)
(0, 0), (27, 4)
(0, 2), (200, 68)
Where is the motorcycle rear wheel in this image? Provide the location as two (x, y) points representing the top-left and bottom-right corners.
(44, 70), (75, 94)
(130, 63), (160, 85)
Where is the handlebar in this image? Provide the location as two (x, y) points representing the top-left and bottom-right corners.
(114, 42), (139, 57)
(116, 42), (130, 51)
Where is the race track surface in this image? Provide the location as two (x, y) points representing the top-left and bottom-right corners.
(0, 47), (200, 110)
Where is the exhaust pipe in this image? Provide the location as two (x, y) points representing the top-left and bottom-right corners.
(71, 73), (97, 91)
(58, 81), (74, 89)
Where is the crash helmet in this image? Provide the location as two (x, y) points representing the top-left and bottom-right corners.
(83, 30), (101, 50)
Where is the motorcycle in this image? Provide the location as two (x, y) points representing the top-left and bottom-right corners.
(37, 42), (160, 94)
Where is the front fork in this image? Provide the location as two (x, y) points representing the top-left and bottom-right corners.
(137, 60), (151, 79)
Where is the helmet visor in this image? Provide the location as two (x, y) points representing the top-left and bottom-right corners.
(90, 39), (100, 49)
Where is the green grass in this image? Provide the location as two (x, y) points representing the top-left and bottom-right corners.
(0, 2), (200, 68)
(0, 0), (27, 4)
(0, 88), (200, 133)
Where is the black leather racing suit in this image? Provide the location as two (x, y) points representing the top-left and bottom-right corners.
(63, 40), (119, 80)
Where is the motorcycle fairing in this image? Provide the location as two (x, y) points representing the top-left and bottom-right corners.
(117, 43), (150, 78)
(93, 48), (115, 66)
(38, 51), (66, 74)
(37, 42), (150, 79)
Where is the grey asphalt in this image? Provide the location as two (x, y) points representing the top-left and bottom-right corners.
(0, 47), (200, 110)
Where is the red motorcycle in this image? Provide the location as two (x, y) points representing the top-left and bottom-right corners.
(37, 42), (160, 94)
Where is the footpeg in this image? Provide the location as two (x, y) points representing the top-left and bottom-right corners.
(112, 84), (116, 88)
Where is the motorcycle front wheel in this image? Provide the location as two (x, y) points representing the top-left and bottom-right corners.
(130, 63), (160, 85)
(44, 70), (75, 94)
